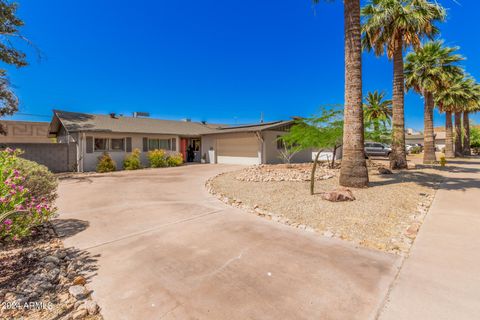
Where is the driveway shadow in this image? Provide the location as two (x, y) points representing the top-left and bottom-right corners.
(51, 218), (89, 239)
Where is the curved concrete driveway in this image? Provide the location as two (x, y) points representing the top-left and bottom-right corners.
(55, 164), (399, 320)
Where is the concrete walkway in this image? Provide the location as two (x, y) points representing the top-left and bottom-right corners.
(55, 164), (399, 320)
(379, 158), (480, 320)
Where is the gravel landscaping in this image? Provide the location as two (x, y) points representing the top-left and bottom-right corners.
(207, 161), (442, 255)
(0, 223), (102, 320)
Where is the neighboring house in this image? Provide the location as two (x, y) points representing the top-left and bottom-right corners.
(0, 120), (52, 143)
(48, 110), (312, 172)
(405, 127), (446, 151)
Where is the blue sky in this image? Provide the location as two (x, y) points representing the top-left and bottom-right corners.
(4, 0), (480, 130)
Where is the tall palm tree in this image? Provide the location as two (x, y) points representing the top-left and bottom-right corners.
(362, 0), (445, 169)
(435, 74), (471, 158)
(364, 91), (392, 129)
(462, 80), (480, 155)
(313, 0), (368, 187)
(404, 41), (464, 164)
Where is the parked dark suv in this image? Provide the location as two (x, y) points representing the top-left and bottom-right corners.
(364, 142), (392, 158)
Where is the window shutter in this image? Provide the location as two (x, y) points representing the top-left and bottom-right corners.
(86, 136), (93, 153)
(171, 138), (176, 151)
(142, 137), (148, 152)
(126, 137), (132, 152)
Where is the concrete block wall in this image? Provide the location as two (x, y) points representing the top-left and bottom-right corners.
(1, 143), (77, 173)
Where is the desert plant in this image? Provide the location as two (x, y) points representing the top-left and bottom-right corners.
(96, 152), (116, 173)
(1, 148), (56, 240)
(167, 152), (183, 167)
(123, 148), (142, 170)
(148, 149), (168, 168)
(410, 146), (422, 154)
(281, 108), (343, 195)
(16, 158), (58, 202)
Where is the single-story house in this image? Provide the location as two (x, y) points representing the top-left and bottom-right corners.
(405, 130), (446, 151)
(48, 110), (312, 171)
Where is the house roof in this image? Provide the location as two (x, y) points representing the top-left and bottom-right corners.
(201, 120), (294, 135)
(49, 110), (293, 136)
(49, 110), (220, 136)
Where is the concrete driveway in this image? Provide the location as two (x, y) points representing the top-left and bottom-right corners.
(55, 164), (399, 320)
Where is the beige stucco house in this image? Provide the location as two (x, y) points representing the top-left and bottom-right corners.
(48, 110), (312, 172)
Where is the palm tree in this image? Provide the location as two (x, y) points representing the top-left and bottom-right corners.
(462, 80), (480, 156)
(404, 41), (464, 164)
(362, 0), (445, 169)
(363, 91), (392, 129)
(435, 74), (471, 158)
(313, 0), (368, 187)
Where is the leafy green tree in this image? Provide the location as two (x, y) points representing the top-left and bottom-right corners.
(470, 123), (480, 153)
(281, 108), (343, 195)
(0, 1), (28, 134)
(312, 0), (368, 188)
(362, 0), (445, 169)
(404, 41), (463, 163)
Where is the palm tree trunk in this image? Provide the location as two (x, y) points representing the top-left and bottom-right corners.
(463, 111), (471, 156)
(444, 111), (454, 158)
(454, 112), (463, 156)
(390, 36), (408, 169)
(339, 0), (368, 188)
(423, 91), (436, 163)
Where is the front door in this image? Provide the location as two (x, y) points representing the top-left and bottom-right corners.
(180, 138), (188, 162)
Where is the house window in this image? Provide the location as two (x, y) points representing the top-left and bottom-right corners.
(277, 136), (285, 150)
(111, 138), (125, 151)
(148, 139), (171, 151)
(94, 138), (108, 151)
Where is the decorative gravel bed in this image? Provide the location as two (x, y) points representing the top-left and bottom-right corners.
(207, 162), (442, 255)
(235, 163), (335, 182)
(0, 223), (102, 320)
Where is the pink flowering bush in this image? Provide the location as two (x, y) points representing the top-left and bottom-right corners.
(0, 148), (57, 240)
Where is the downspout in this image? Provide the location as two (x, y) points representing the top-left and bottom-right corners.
(81, 132), (86, 172)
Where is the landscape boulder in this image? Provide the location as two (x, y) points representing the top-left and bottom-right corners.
(321, 188), (355, 202)
(378, 167), (393, 175)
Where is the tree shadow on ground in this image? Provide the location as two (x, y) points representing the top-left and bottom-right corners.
(51, 218), (89, 239)
(370, 169), (480, 191)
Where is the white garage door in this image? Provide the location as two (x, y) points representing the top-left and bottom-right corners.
(217, 136), (260, 165)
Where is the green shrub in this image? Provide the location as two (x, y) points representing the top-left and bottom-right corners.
(167, 152), (183, 167)
(410, 146), (422, 154)
(16, 158), (58, 202)
(1, 148), (56, 241)
(123, 149), (142, 170)
(96, 152), (116, 173)
(148, 149), (168, 168)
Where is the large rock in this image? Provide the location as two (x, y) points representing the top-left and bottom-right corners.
(68, 285), (87, 300)
(321, 188), (355, 202)
(378, 167), (393, 175)
(84, 300), (99, 315)
(43, 255), (61, 265)
(72, 276), (86, 286)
